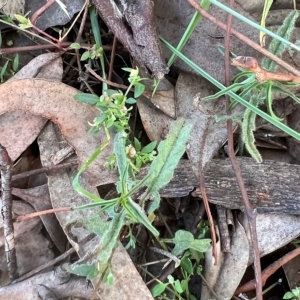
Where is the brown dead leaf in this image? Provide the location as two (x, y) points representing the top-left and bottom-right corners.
(0, 53), (63, 161)
(0, 78), (116, 186)
(176, 72), (240, 177)
(143, 88), (176, 119)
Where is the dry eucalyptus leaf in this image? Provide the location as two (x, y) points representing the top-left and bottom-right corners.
(0, 267), (95, 299)
(0, 221), (54, 286)
(202, 219), (249, 300)
(0, 53), (63, 161)
(137, 95), (173, 142)
(26, 0), (85, 30)
(143, 88), (176, 119)
(0, 0), (25, 17)
(176, 72), (238, 177)
(12, 185), (67, 253)
(0, 78), (116, 186)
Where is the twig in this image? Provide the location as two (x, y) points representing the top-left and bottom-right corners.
(12, 161), (78, 182)
(0, 42), (113, 55)
(148, 246), (181, 264)
(0, 144), (18, 280)
(15, 207), (72, 222)
(85, 64), (129, 90)
(223, 1), (262, 299)
(199, 175), (218, 264)
(185, 0), (300, 78)
(30, 0), (56, 24)
(12, 232), (95, 284)
(108, 36), (118, 84)
(235, 246), (300, 294)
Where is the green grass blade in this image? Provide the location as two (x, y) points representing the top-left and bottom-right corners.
(262, 10), (299, 71)
(260, 0), (273, 46)
(272, 85), (300, 104)
(167, 0), (211, 67)
(209, 0), (300, 52)
(90, 6), (107, 92)
(266, 82), (283, 121)
(160, 37), (300, 142)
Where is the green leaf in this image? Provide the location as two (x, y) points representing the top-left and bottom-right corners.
(143, 119), (192, 212)
(0, 60), (9, 82)
(73, 93), (99, 104)
(167, 0), (211, 67)
(66, 263), (98, 279)
(174, 280), (183, 293)
(167, 230), (211, 256)
(70, 42), (81, 49)
(181, 257), (193, 275)
(134, 82), (145, 98)
(151, 283), (167, 297)
(81, 51), (91, 61)
(12, 54), (19, 72)
(283, 291), (296, 299)
(141, 141), (157, 154)
(259, 0), (273, 46)
(14, 14), (29, 24)
(262, 10), (299, 71)
(134, 137), (141, 151)
(126, 97), (137, 104)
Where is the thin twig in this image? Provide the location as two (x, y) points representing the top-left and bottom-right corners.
(85, 64), (129, 90)
(223, 1), (262, 299)
(185, 0), (300, 78)
(236, 246), (300, 294)
(12, 161), (78, 182)
(15, 207), (72, 222)
(199, 175), (218, 264)
(12, 232), (95, 284)
(30, 0), (56, 24)
(148, 246), (180, 264)
(108, 36), (118, 84)
(0, 42), (113, 55)
(0, 144), (18, 280)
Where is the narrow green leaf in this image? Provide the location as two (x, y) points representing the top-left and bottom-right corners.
(266, 82), (283, 121)
(12, 54), (19, 72)
(262, 10), (299, 71)
(167, 0), (211, 66)
(0, 60), (9, 82)
(141, 141), (157, 154)
(73, 93), (99, 104)
(14, 14), (28, 24)
(259, 0), (273, 46)
(181, 257), (193, 275)
(81, 51), (91, 61)
(174, 280), (183, 293)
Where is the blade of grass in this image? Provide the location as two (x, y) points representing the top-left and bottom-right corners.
(90, 6), (107, 92)
(167, 0), (211, 67)
(160, 37), (300, 142)
(259, 0), (273, 47)
(209, 0), (300, 52)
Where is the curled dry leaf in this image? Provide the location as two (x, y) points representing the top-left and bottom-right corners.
(0, 78), (116, 186)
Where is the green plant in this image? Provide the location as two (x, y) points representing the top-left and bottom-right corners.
(202, 10), (299, 162)
(67, 66), (194, 282)
(284, 287), (300, 300)
(151, 228), (211, 300)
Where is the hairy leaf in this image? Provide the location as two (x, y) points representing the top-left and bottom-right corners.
(262, 10), (299, 71)
(143, 119), (192, 211)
